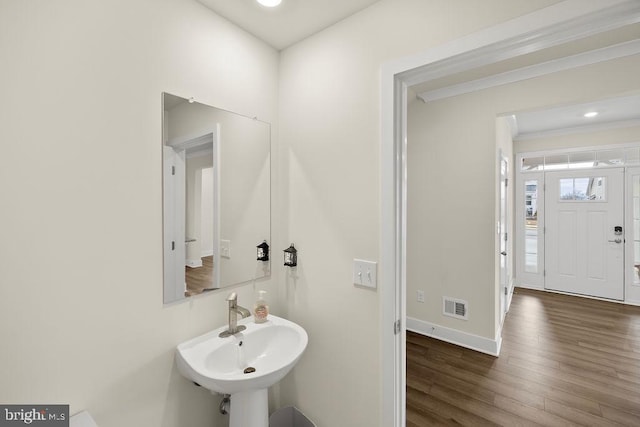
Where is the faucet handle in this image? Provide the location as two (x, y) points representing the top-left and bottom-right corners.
(226, 292), (237, 302)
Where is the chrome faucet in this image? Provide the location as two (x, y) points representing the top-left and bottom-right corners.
(219, 292), (251, 338)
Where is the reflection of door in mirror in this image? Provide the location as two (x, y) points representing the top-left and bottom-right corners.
(164, 131), (217, 299)
(163, 146), (186, 302)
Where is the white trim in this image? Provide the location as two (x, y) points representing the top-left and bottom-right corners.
(380, 2), (640, 425)
(395, 0), (639, 86)
(418, 40), (640, 103)
(380, 70), (406, 427)
(517, 282), (545, 291)
(516, 285), (640, 306)
(186, 259), (203, 268)
(517, 141), (640, 159)
(506, 277), (515, 313)
(515, 118), (640, 142)
(625, 166), (640, 304)
(407, 317), (502, 357)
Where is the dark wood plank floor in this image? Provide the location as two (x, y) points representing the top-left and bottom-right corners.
(407, 288), (640, 426)
(185, 256), (216, 296)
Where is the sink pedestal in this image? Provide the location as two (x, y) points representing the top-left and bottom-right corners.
(229, 388), (268, 427)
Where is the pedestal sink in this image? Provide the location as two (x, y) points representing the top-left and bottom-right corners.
(176, 315), (308, 427)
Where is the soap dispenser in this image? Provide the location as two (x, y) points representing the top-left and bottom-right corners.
(254, 290), (269, 323)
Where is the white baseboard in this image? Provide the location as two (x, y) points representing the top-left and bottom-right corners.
(515, 282), (544, 291)
(407, 317), (501, 357)
(506, 278), (515, 313)
(186, 259), (203, 268)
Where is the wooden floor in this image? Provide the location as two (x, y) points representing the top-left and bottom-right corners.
(407, 288), (640, 426)
(185, 256), (216, 296)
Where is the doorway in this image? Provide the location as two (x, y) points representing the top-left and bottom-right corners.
(380, 3), (640, 426)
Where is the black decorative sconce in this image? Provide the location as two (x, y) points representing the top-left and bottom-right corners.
(257, 240), (269, 261)
(283, 243), (297, 267)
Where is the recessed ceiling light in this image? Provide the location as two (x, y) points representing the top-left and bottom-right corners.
(583, 111), (598, 118)
(257, 0), (282, 7)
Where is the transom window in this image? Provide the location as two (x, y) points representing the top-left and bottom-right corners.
(521, 147), (640, 171)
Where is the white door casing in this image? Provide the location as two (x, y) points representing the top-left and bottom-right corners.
(163, 146), (187, 301)
(499, 153), (509, 323)
(545, 168), (624, 300)
(625, 167), (640, 304)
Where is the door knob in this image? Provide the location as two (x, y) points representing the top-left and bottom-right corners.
(501, 251), (507, 256)
(608, 238), (622, 244)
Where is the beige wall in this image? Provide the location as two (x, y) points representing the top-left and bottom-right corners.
(277, 0), (563, 425)
(0, 1), (278, 426)
(407, 54), (640, 343)
(516, 124), (640, 153)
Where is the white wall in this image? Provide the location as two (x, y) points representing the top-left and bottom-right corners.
(201, 167), (215, 257)
(0, 1), (278, 426)
(406, 54), (640, 345)
(277, 0), (564, 425)
(186, 155), (211, 265)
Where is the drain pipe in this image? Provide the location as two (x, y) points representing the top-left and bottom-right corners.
(219, 394), (230, 415)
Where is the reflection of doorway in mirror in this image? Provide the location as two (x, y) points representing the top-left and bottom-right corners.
(186, 167), (216, 296)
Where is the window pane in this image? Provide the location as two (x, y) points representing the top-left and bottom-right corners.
(589, 177), (605, 200)
(560, 178), (574, 200)
(627, 148), (640, 165)
(596, 149), (625, 166)
(568, 152), (595, 169)
(524, 180), (538, 273)
(521, 156), (543, 171)
(559, 177), (605, 201)
(545, 154), (568, 170)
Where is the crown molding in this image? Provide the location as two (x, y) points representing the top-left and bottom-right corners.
(418, 39), (640, 103)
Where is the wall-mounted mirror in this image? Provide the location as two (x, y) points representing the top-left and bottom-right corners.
(162, 93), (271, 304)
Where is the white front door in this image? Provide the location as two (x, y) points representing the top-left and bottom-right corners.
(545, 168), (624, 300)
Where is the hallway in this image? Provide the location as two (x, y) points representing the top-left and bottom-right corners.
(407, 288), (640, 426)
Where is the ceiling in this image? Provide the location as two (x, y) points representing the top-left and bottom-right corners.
(409, 22), (640, 140)
(195, 1), (640, 137)
(197, 0), (381, 50)
(513, 94), (640, 140)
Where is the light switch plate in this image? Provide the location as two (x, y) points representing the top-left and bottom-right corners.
(353, 259), (377, 289)
(221, 239), (231, 258)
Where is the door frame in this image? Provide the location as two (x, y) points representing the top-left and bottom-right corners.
(164, 128), (221, 301)
(380, 2), (640, 425)
(498, 150), (511, 324)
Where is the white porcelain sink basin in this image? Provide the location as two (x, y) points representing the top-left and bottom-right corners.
(176, 315), (308, 395)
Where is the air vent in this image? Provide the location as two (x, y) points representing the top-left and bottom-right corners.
(443, 297), (468, 320)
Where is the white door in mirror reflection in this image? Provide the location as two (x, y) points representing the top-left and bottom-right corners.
(164, 131), (217, 301)
(163, 146), (187, 302)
